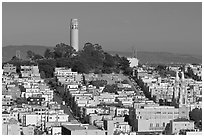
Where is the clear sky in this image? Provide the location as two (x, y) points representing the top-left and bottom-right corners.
(2, 2), (202, 55)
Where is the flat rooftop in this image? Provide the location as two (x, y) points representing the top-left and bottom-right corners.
(62, 124), (99, 131)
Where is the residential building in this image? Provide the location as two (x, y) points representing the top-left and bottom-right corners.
(3, 63), (17, 75)
(169, 118), (195, 135)
(61, 124), (105, 135)
(130, 106), (179, 133)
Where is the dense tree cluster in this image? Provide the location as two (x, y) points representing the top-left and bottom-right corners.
(37, 59), (56, 78)
(189, 108), (202, 123)
(103, 84), (118, 94)
(189, 108), (202, 130)
(185, 67), (201, 81)
(27, 50), (44, 60)
(155, 64), (176, 78)
(89, 80), (107, 88)
(6, 42), (131, 78)
(155, 64), (167, 71)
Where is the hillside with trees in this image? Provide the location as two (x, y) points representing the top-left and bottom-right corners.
(4, 42), (132, 78)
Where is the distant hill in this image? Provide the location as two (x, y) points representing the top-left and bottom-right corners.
(2, 45), (53, 62)
(2, 45), (202, 64)
(107, 51), (202, 64)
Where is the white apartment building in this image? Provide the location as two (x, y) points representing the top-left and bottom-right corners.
(130, 106), (180, 132)
(21, 65), (40, 78)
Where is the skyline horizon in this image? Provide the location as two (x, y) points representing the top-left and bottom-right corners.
(3, 2), (202, 56)
(2, 44), (202, 58)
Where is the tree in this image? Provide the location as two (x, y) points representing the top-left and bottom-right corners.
(10, 56), (21, 62)
(72, 59), (89, 74)
(124, 114), (130, 123)
(33, 54), (43, 60)
(40, 71), (46, 79)
(27, 50), (35, 60)
(39, 65), (54, 78)
(54, 43), (76, 58)
(124, 67), (133, 75)
(44, 49), (54, 59)
(156, 64), (167, 71)
(119, 57), (130, 74)
(102, 67), (112, 74)
(189, 108), (202, 123)
(64, 46), (76, 58)
(89, 80), (107, 88)
(81, 43), (104, 70)
(37, 59), (56, 78)
(103, 84), (118, 94)
(103, 52), (115, 68)
(15, 97), (28, 104)
(189, 108), (202, 130)
(187, 67), (201, 81)
(7, 42), (137, 78)
(56, 58), (73, 68)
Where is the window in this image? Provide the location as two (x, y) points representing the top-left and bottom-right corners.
(150, 123), (153, 127)
(156, 123), (159, 127)
(163, 122), (165, 127)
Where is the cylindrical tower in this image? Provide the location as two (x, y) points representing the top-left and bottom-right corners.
(70, 19), (79, 52)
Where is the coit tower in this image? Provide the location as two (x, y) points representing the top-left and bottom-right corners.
(70, 19), (79, 52)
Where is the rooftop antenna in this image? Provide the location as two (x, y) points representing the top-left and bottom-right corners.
(132, 45), (137, 58)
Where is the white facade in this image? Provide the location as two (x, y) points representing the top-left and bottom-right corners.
(22, 113), (69, 126)
(130, 106), (180, 132)
(127, 58), (139, 68)
(70, 19), (79, 52)
(170, 119), (195, 134)
(48, 114), (69, 122)
(21, 65), (40, 78)
(23, 114), (43, 126)
(52, 127), (62, 135)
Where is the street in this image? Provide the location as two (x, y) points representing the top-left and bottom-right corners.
(127, 77), (141, 95)
(53, 92), (75, 121)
